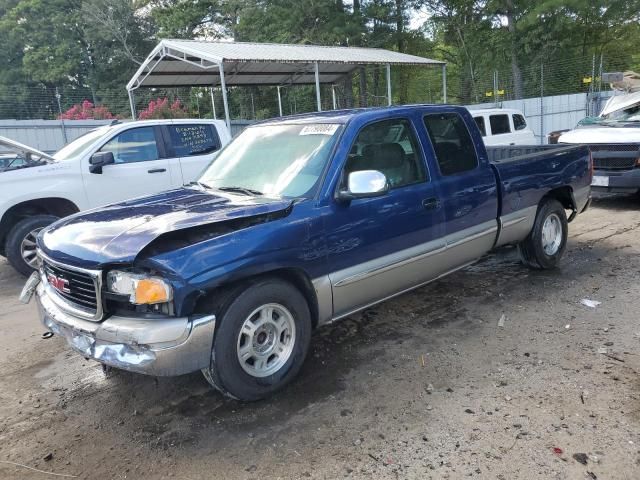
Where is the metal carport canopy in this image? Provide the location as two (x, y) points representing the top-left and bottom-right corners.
(126, 39), (447, 127)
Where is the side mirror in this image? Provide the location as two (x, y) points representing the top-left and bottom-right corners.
(337, 170), (389, 202)
(89, 151), (115, 174)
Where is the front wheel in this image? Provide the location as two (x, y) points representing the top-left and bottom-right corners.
(202, 278), (312, 401)
(518, 198), (568, 270)
(5, 215), (59, 276)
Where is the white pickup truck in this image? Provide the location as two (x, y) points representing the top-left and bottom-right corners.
(558, 91), (640, 196)
(0, 119), (231, 276)
(470, 108), (537, 146)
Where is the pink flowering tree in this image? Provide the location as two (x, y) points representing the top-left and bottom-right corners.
(58, 100), (115, 120)
(138, 98), (188, 119)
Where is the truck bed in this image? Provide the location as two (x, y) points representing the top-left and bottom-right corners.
(486, 144), (587, 163)
(488, 143), (592, 223)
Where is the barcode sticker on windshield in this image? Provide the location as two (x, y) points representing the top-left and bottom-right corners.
(299, 124), (339, 136)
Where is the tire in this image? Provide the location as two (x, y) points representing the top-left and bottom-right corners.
(5, 215), (59, 276)
(202, 278), (312, 401)
(517, 198), (568, 270)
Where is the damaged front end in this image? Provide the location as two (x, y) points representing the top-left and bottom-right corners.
(36, 275), (216, 376)
(31, 188), (299, 376)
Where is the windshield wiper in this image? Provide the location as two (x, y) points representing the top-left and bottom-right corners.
(217, 186), (263, 196)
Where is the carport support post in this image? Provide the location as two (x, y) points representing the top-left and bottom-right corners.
(331, 85), (337, 110)
(314, 61), (322, 111)
(277, 86), (283, 116)
(442, 64), (447, 103)
(386, 63), (392, 106)
(128, 90), (136, 120)
(218, 62), (231, 131)
(210, 87), (217, 119)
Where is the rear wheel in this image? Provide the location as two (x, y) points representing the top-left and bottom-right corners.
(518, 199), (568, 270)
(5, 215), (58, 276)
(202, 278), (312, 401)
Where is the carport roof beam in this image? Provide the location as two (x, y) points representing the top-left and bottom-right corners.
(126, 39), (445, 91)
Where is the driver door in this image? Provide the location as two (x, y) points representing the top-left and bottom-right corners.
(323, 117), (445, 318)
(83, 126), (173, 208)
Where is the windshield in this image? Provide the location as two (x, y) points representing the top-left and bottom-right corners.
(53, 126), (111, 160)
(581, 104), (640, 126)
(199, 123), (341, 198)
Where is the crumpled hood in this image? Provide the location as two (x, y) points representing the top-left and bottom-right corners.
(38, 187), (293, 268)
(559, 126), (640, 144)
(600, 90), (640, 117)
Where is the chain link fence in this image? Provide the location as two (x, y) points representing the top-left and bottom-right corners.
(0, 52), (635, 127)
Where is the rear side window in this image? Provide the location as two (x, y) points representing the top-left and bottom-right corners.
(473, 116), (486, 136)
(513, 114), (527, 131)
(168, 124), (220, 157)
(423, 113), (478, 176)
(489, 114), (511, 135)
(99, 127), (159, 163)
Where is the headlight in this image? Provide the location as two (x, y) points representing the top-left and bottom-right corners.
(106, 270), (173, 305)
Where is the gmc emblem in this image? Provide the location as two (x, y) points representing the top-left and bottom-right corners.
(47, 273), (70, 294)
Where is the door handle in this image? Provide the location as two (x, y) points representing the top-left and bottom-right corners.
(422, 197), (440, 210)
(147, 168), (166, 174)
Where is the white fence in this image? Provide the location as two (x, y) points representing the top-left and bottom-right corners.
(0, 119), (253, 154)
(0, 119), (113, 153)
(467, 91), (613, 144)
(0, 91), (616, 152)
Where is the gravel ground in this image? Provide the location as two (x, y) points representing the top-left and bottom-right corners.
(0, 196), (639, 480)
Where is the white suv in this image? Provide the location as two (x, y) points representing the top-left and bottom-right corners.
(0, 119), (231, 275)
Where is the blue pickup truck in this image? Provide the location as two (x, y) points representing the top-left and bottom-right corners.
(23, 105), (592, 401)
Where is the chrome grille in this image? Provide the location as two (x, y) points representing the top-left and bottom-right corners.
(43, 260), (99, 315)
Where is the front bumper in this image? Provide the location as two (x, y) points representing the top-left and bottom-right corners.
(592, 168), (640, 194)
(36, 282), (215, 376)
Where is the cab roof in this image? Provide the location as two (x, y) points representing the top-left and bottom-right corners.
(252, 104), (468, 127)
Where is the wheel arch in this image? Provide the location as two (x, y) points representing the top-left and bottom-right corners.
(0, 198), (79, 255)
(192, 267), (321, 330)
(541, 186), (577, 221)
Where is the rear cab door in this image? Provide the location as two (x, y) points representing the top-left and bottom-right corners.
(487, 112), (516, 145)
(419, 107), (499, 266)
(161, 121), (227, 185)
(511, 112), (537, 144)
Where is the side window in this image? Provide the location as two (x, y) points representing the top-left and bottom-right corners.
(489, 114), (511, 135)
(99, 127), (159, 164)
(344, 119), (427, 189)
(423, 113), (478, 176)
(168, 124), (220, 157)
(513, 114), (527, 131)
(473, 116), (487, 136)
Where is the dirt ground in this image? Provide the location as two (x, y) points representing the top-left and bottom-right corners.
(0, 196), (639, 480)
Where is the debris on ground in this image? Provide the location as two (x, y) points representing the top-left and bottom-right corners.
(498, 314), (506, 328)
(580, 299), (601, 308)
(43, 453), (53, 462)
(601, 352), (625, 363)
(572, 453), (588, 465)
(552, 447), (564, 455)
